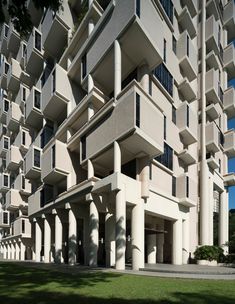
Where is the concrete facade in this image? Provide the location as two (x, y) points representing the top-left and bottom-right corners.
(0, 0), (234, 270)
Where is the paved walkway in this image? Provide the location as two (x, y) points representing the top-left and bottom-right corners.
(1, 260), (235, 280)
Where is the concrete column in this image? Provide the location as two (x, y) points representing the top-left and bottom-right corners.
(3, 244), (7, 259)
(138, 64), (149, 92)
(114, 40), (121, 99)
(114, 141), (121, 173)
(200, 161), (210, 245)
(88, 102), (94, 121)
(44, 217), (51, 263)
(35, 220), (42, 262)
(11, 243), (15, 260)
(68, 208), (77, 265)
(55, 214), (63, 263)
(88, 74), (94, 92)
(219, 190), (229, 254)
(182, 218), (190, 264)
(88, 19), (94, 36)
(139, 157), (149, 199)
(6, 243), (10, 259)
(156, 219), (164, 263)
(88, 0), (93, 8)
(147, 233), (156, 264)
(105, 212), (115, 267)
(89, 201), (99, 266)
(208, 177), (214, 245)
(88, 159), (94, 179)
(20, 242), (25, 261)
(132, 201), (144, 270)
(115, 188), (126, 270)
(172, 219), (183, 265)
(15, 242), (20, 260)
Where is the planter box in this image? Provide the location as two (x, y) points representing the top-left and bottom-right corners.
(197, 260), (208, 265)
(208, 260), (217, 266)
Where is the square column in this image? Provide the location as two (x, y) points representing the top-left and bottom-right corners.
(3, 244), (7, 259)
(219, 190), (229, 254)
(44, 216), (51, 263)
(55, 213), (63, 263)
(182, 218), (190, 264)
(20, 241), (26, 261)
(89, 200), (99, 266)
(15, 242), (20, 260)
(35, 220), (42, 262)
(114, 40), (121, 99)
(172, 219), (183, 265)
(156, 219), (164, 263)
(68, 208), (77, 265)
(105, 212), (115, 267)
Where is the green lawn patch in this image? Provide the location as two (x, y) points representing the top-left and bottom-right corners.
(0, 262), (235, 304)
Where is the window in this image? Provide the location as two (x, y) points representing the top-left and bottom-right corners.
(34, 89), (41, 109)
(52, 145), (55, 168)
(219, 159), (221, 173)
(149, 162), (152, 180)
(136, 0), (140, 17)
(218, 25), (221, 45)
(81, 54), (87, 79)
(160, 0), (173, 23)
(3, 174), (8, 187)
(164, 115), (166, 140)
(186, 35), (189, 57)
(22, 87), (26, 102)
(22, 131), (26, 146)
(52, 70), (56, 93)
(34, 30), (41, 51)
(153, 63), (173, 96)
(81, 136), (86, 161)
(22, 43), (26, 58)
(34, 149), (41, 168)
(4, 99), (9, 112)
(4, 24), (9, 38)
(148, 78), (152, 96)
(163, 39), (166, 62)
(219, 130), (224, 146)
(22, 220), (25, 233)
(3, 212), (8, 224)
(3, 137), (9, 149)
(136, 93), (140, 128)
(172, 35), (177, 54)
(172, 106), (176, 124)
(40, 184), (53, 207)
(186, 105), (189, 127)
(4, 63), (9, 74)
(41, 123), (54, 148)
(155, 143), (173, 170)
(186, 176), (189, 198)
(22, 175), (25, 190)
(172, 176), (176, 196)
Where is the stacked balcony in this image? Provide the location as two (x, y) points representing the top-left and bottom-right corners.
(25, 145), (41, 179)
(205, 15), (220, 55)
(0, 123), (7, 138)
(207, 154), (220, 170)
(0, 210), (10, 228)
(176, 174), (197, 207)
(206, 122), (220, 153)
(25, 28), (43, 78)
(27, 0), (43, 27)
(224, 86), (235, 119)
(25, 86), (43, 129)
(6, 102), (22, 132)
(14, 127), (31, 153)
(41, 64), (70, 120)
(180, 0), (197, 18)
(223, 43), (235, 81)
(178, 6), (197, 38)
(7, 58), (21, 92)
(0, 60), (10, 90)
(176, 102), (197, 145)
(206, 102), (220, 121)
(224, 173), (235, 187)
(0, 135), (9, 156)
(12, 217), (31, 238)
(224, 129), (235, 158)
(0, 23), (9, 56)
(178, 78), (196, 103)
(15, 84), (30, 109)
(13, 173), (31, 196)
(178, 144), (197, 166)
(0, 98), (10, 123)
(0, 173), (10, 192)
(223, 0), (235, 42)
(205, 69), (221, 104)
(7, 23), (20, 54)
(5, 189), (28, 211)
(6, 145), (23, 171)
(177, 31), (197, 81)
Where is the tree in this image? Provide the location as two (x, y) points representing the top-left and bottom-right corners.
(0, 0), (62, 37)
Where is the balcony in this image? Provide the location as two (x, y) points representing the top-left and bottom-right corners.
(206, 103), (220, 121)
(178, 78), (196, 102)
(178, 145), (197, 166)
(7, 58), (21, 92)
(206, 0), (220, 21)
(5, 189), (28, 211)
(15, 84), (30, 108)
(0, 135), (10, 157)
(178, 7), (197, 38)
(25, 28), (43, 78)
(13, 217), (31, 238)
(12, 173), (31, 196)
(206, 122), (220, 153)
(176, 174), (197, 207)
(41, 64), (71, 120)
(223, 0), (235, 42)
(223, 43), (235, 81)
(224, 87), (235, 119)
(41, 139), (70, 184)
(0, 210), (10, 228)
(206, 50), (220, 70)
(177, 31), (197, 81)
(0, 98), (10, 124)
(224, 173), (235, 187)
(205, 15), (220, 55)
(6, 102), (22, 132)
(180, 0), (197, 18)
(68, 81), (164, 168)
(0, 157), (6, 171)
(27, 0), (43, 27)
(0, 173), (10, 192)
(207, 155), (220, 170)
(14, 127), (31, 153)
(25, 145), (41, 179)
(0, 23), (9, 56)
(6, 145), (23, 171)
(205, 69), (221, 104)
(176, 102), (197, 145)
(28, 188), (41, 217)
(0, 60), (10, 90)
(224, 129), (235, 158)
(25, 86), (43, 129)
(7, 23), (20, 54)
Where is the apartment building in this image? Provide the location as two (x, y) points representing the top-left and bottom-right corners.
(0, 0), (234, 270)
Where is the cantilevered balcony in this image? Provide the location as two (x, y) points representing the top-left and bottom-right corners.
(6, 102), (22, 132)
(177, 31), (197, 81)
(0, 173), (10, 192)
(205, 69), (221, 104)
(5, 189), (27, 211)
(206, 50), (220, 70)
(0, 210), (10, 228)
(176, 102), (197, 145)
(0, 123), (7, 138)
(206, 0), (220, 21)
(176, 174), (197, 207)
(223, 43), (235, 81)
(178, 144), (197, 166)
(0, 60), (10, 90)
(6, 58), (21, 92)
(0, 98), (10, 123)
(224, 173), (235, 187)
(0, 135), (9, 156)
(224, 86), (235, 119)
(206, 103), (220, 121)
(27, 0), (43, 27)
(15, 84), (30, 109)
(41, 139), (70, 184)
(25, 28), (43, 78)
(206, 122), (220, 153)
(0, 23), (9, 56)
(6, 145), (23, 171)
(7, 23), (20, 54)
(223, 0), (235, 42)
(41, 64), (71, 120)
(181, 0), (197, 18)
(207, 155), (220, 170)
(205, 15), (220, 55)
(178, 78), (196, 102)
(12, 173), (31, 196)
(178, 7), (197, 38)
(14, 127), (31, 153)
(224, 129), (235, 158)
(25, 145), (41, 179)
(25, 86), (43, 129)
(13, 217), (31, 238)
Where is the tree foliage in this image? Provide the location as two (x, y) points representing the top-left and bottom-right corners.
(0, 0), (62, 36)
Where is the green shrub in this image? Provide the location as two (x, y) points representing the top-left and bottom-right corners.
(194, 245), (224, 262)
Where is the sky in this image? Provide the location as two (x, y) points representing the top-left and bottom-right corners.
(228, 76), (235, 210)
